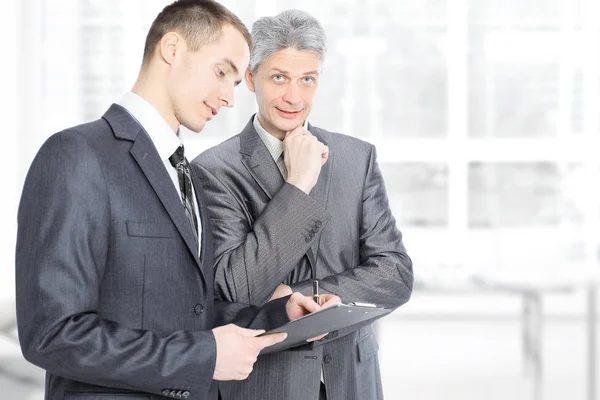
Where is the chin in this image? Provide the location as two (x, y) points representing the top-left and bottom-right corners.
(274, 118), (300, 132)
(191, 119), (208, 133)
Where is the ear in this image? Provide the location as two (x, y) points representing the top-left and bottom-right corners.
(158, 32), (180, 65)
(244, 66), (255, 92)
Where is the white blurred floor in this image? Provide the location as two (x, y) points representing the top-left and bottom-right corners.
(379, 318), (590, 400)
(1, 317), (595, 399)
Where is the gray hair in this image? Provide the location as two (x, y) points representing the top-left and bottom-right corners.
(249, 9), (327, 73)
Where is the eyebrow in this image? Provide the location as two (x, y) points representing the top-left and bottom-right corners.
(270, 68), (319, 76)
(302, 70), (320, 76)
(223, 58), (239, 75)
(271, 68), (290, 75)
(221, 58), (242, 85)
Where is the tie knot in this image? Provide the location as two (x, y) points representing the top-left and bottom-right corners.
(169, 146), (185, 167)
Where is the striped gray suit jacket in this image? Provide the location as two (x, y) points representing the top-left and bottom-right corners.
(192, 117), (413, 400)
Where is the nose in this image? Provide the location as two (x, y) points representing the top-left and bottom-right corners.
(219, 84), (235, 108)
(282, 83), (301, 105)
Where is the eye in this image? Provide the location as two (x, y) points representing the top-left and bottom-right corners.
(273, 74), (285, 82)
(216, 68), (225, 78)
(303, 76), (315, 84)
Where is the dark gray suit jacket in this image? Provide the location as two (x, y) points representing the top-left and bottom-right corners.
(192, 117), (413, 400)
(15, 105), (289, 400)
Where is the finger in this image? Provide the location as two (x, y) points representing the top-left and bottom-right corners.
(291, 292), (321, 313)
(284, 129), (300, 142)
(320, 294), (341, 302)
(255, 332), (288, 350)
(236, 327), (267, 337)
(321, 145), (329, 166)
(300, 127), (312, 137)
(320, 297), (341, 308)
(286, 126), (305, 138)
(307, 333), (328, 342)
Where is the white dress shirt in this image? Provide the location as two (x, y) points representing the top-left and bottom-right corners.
(119, 92), (201, 252)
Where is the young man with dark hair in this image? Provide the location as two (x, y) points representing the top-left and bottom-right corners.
(15, 2), (337, 399)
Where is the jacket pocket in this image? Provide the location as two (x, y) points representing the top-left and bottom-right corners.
(126, 221), (176, 238)
(357, 332), (380, 362)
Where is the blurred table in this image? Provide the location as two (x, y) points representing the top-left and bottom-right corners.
(416, 268), (600, 400)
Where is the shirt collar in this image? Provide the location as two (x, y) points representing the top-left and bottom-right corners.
(253, 114), (308, 163)
(119, 92), (182, 162)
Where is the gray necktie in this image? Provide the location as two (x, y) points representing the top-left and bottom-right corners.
(277, 153), (288, 180)
(169, 145), (199, 244)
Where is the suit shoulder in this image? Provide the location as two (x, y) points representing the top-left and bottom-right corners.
(25, 122), (109, 194)
(312, 126), (375, 156)
(43, 118), (110, 147)
(33, 119), (115, 174)
(40, 120), (91, 146)
(192, 133), (242, 169)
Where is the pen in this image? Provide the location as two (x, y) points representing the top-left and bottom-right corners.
(312, 279), (319, 304)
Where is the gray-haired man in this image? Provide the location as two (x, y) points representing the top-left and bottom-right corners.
(192, 9), (413, 400)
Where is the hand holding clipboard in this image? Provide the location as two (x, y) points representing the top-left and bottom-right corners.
(259, 302), (391, 354)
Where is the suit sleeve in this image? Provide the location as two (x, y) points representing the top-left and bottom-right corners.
(16, 131), (216, 399)
(212, 296), (290, 330)
(192, 162), (332, 306)
(290, 145), (413, 310)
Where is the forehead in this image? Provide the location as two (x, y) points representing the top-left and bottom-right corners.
(261, 47), (322, 72)
(199, 25), (250, 72)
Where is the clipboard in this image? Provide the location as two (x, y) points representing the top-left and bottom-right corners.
(259, 303), (391, 354)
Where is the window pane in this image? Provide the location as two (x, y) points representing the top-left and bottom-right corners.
(470, 0), (562, 22)
(377, 0), (448, 138)
(468, 0), (588, 138)
(377, 26), (447, 138)
(468, 29), (561, 138)
(380, 162), (448, 227)
(468, 162), (584, 228)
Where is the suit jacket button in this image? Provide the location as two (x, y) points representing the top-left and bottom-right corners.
(305, 236), (311, 243)
(194, 304), (204, 315)
(324, 354), (333, 364)
(315, 220), (322, 228)
(183, 391), (190, 398)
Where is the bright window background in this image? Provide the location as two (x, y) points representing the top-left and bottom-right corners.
(1, 0), (600, 399)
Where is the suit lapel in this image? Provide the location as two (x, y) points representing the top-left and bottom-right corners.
(192, 173), (211, 293)
(191, 174), (211, 266)
(130, 137), (203, 270)
(239, 117), (285, 200)
(305, 124), (333, 264)
(102, 104), (204, 278)
(238, 116), (334, 270)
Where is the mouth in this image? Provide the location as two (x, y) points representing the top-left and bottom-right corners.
(204, 102), (218, 118)
(275, 107), (302, 118)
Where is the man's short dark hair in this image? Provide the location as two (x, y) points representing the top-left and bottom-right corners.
(142, 0), (251, 66)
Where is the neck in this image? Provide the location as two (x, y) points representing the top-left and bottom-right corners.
(132, 69), (180, 134)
